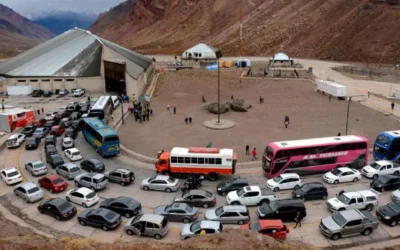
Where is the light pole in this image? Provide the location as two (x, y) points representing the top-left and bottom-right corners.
(120, 96), (124, 125)
(345, 95), (364, 135)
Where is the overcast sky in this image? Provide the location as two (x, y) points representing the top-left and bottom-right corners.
(0, 0), (126, 18)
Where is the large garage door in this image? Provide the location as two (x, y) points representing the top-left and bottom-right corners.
(104, 61), (126, 95)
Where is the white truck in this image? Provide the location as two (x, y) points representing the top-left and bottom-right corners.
(362, 160), (400, 179)
(226, 185), (276, 206)
(316, 80), (347, 99)
(326, 189), (380, 212)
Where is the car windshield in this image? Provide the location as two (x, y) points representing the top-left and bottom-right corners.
(72, 152), (81, 156)
(330, 169), (342, 176)
(34, 129), (43, 133)
(337, 194), (351, 204)
(185, 205), (193, 213)
(104, 136), (119, 142)
(249, 221), (261, 231)
(53, 155), (63, 161)
(58, 202), (72, 212)
(8, 171), (19, 177)
(105, 212), (116, 221)
(27, 138), (36, 143)
(205, 191), (213, 198)
(370, 163), (381, 170)
(300, 184), (312, 192)
(273, 176), (283, 183)
(376, 135), (390, 147)
(28, 187), (40, 194)
(269, 201), (278, 211)
(86, 192), (96, 199)
(95, 163), (104, 168)
(34, 163), (45, 169)
(377, 176), (390, 183)
(131, 214), (143, 225)
(237, 188), (246, 197)
(332, 212), (347, 227)
(167, 177), (176, 183)
(53, 178), (64, 184)
(190, 221), (201, 232)
(70, 166), (80, 173)
(388, 202), (400, 213)
(94, 177), (107, 183)
(215, 206), (224, 216)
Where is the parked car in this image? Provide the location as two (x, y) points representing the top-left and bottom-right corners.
(392, 189), (400, 201)
(59, 89), (69, 96)
(44, 120), (58, 129)
(205, 205), (250, 224)
(60, 117), (72, 127)
(33, 127), (50, 138)
(241, 220), (289, 240)
(216, 178), (249, 196)
(370, 175), (400, 192)
(81, 159), (105, 173)
(14, 182), (44, 203)
(32, 89), (44, 97)
(66, 187), (99, 208)
(6, 134), (25, 148)
(38, 174), (68, 193)
(105, 169), (135, 186)
(100, 196), (141, 218)
(173, 190), (216, 208)
(326, 189), (380, 212)
(324, 167), (362, 184)
(226, 186), (276, 206)
(44, 135), (56, 146)
(61, 137), (74, 150)
(141, 175), (180, 193)
(45, 144), (57, 157)
(319, 209), (379, 240)
(43, 91), (53, 97)
(45, 112), (58, 121)
(292, 182), (328, 201)
(64, 148), (82, 161)
(25, 137), (40, 150)
(70, 112), (81, 121)
(56, 163), (82, 180)
(78, 208), (122, 231)
(47, 154), (65, 168)
(362, 160), (400, 179)
(376, 201), (400, 227)
(257, 199), (306, 221)
(50, 125), (65, 136)
(180, 220), (222, 240)
(25, 160), (48, 176)
(74, 173), (108, 191)
(1, 167), (22, 185)
(33, 118), (47, 127)
(38, 198), (76, 220)
(73, 89), (85, 97)
(266, 173), (302, 192)
(64, 128), (78, 139)
(70, 120), (83, 131)
(21, 125), (37, 137)
(124, 214), (169, 239)
(153, 203), (198, 223)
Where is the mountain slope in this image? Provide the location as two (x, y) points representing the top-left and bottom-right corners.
(0, 4), (54, 58)
(90, 0), (400, 63)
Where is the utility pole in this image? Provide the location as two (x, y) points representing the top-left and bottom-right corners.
(345, 95), (364, 135)
(217, 61), (221, 123)
(121, 97), (125, 125)
(239, 3), (243, 87)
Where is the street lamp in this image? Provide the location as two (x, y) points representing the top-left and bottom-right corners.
(345, 95), (364, 135)
(119, 96), (124, 125)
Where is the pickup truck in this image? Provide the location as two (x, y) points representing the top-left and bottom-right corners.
(226, 186), (276, 206)
(326, 189), (379, 212)
(319, 209), (379, 240)
(362, 160), (400, 179)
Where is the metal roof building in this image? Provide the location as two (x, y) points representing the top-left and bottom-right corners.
(181, 43), (222, 60)
(0, 28), (155, 97)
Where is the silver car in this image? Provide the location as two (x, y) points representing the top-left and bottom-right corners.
(205, 205), (250, 224)
(14, 182), (44, 203)
(125, 213), (169, 240)
(141, 175), (180, 193)
(25, 160), (48, 176)
(180, 220), (223, 240)
(61, 137), (74, 150)
(74, 173), (108, 191)
(153, 203), (198, 223)
(56, 163), (82, 180)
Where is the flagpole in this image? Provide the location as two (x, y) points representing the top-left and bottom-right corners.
(218, 60), (220, 123)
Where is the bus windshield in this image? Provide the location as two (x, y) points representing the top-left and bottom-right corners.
(376, 135), (390, 147)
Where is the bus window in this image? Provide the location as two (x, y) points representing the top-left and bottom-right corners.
(184, 157), (191, 164)
(178, 157), (184, 163)
(198, 158), (205, 164)
(191, 158), (198, 164)
(272, 158), (289, 175)
(171, 157), (177, 163)
(376, 135), (390, 147)
(208, 158), (215, 164)
(216, 158), (222, 164)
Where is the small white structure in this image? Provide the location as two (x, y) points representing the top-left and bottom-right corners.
(317, 80), (347, 99)
(7, 86), (33, 96)
(396, 89), (400, 99)
(181, 43), (222, 61)
(269, 52), (294, 66)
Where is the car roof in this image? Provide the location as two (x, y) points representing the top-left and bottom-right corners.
(302, 182), (325, 188)
(278, 173), (300, 179)
(114, 196), (133, 204)
(3, 167), (18, 173)
(375, 160), (391, 165)
(93, 208), (111, 216)
(8, 134), (19, 139)
(258, 219), (284, 229)
(201, 220), (220, 229)
(232, 178), (249, 184)
(74, 187), (94, 195)
(30, 160), (43, 165)
(48, 198), (67, 207)
(188, 189), (208, 196)
(19, 182), (37, 189)
(63, 163), (77, 168)
(337, 167), (353, 172)
(340, 209), (362, 220)
(222, 205), (247, 212)
(113, 169), (132, 174)
(63, 137), (72, 141)
(139, 214), (165, 224)
(88, 159), (102, 164)
(171, 203), (189, 209)
(275, 199), (305, 207)
(84, 173), (104, 179)
(345, 190), (378, 197)
(69, 148), (79, 153)
(51, 125), (60, 129)
(45, 175), (62, 181)
(155, 175), (171, 181)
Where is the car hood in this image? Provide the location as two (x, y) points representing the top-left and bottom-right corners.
(78, 209), (92, 219)
(393, 190), (400, 198)
(180, 224), (192, 236)
(100, 199), (113, 207)
(205, 210), (218, 220)
(324, 172), (337, 179)
(321, 216), (342, 231)
(153, 205), (167, 215)
(257, 204), (273, 217)
(378, 205), (398, 217)
(227, 191), (239, 200)
(292, 188), (305, 197)
(363, 165), (377, 173)
(371, 179), (384, 187)
(327, 198), (345, 207)
(266, 179), (278, 187)
(217, 182), (228, 190)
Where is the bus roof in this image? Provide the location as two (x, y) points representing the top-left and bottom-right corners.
(83, 118), (117, 137)
(171, 147), (233, 156)
(91, 96), (111, 110)
(271, 135), (366, 149)
(381, 130), (400, 138)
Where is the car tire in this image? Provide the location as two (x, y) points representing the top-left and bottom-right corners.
(126, 229), (134, 235)
(79, 220), (86, 226)
(373, 175), (378, 180)
(184, 237), (190, 240)
(154, 234), (162, 240)
(66, 196), (70, 202)
(183, 218), (190, 224)
(334, 180), (339, 184)
(102, 226), (108, 231)
(238, 220), (244, 225)
(390, 220), (398, 227)
(165, 188), (172, 193)
(273, 187), (279, 192)
(120, 181), (125, 186)
(49, 189), (53, 193)
(260, 199), (270, 205)
(221, 192), (227, 196)
(232, 201), (241, 205)
(143, 186), (149, 191)
(82, 203), (88, 208)
(366, 204), (373, 211)
(322, 195), (327, 200)
(75, 181), (80, 187)
(207, 172), (218, 181)
(353, 177), (359, 182)
(55, 215), (61, 221)
(203, 203), (209, 208)
(331, 233), (341, 240)
(362, 228), (372, 236)
(125, 213), (131, 218)
(38, 208), (44, 214)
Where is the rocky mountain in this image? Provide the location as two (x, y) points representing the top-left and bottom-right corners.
(0, 4), (54, 58)
(90, 0), (400, 63)
(33, 11), (97, 35)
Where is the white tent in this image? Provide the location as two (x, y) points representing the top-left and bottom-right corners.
(181, 43), (222, 60)
(269, 52), (294, 66)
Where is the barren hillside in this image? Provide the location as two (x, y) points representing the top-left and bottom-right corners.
(90, 0), (400, 63)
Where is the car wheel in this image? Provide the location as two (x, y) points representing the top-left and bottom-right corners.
(231, 201), (241, 205)
(82, 203), (88, 208)
(203, 203), (209, 208)
(353, 177), (359, 182)
(66, 196), (70, 202)
(79, 220), (86, 226)
(120, 181), (125, 186)
(221, 192), (227, 196)
(74, 181), (80, 187)
(208, 172), (218, 181)
(102, 226), (108, 231)
(390, 220), (398, 227)
(362, 228), (372, 236)
(14, 190), (18, 196)
(238, 220), (244, 225)
(38, 208), (44, 214)
(183, 218), (190, 224)
(366, 204), (373, 212)
(322, 195), (327, 200)
(126, 229), (134, 235)
(90, 186), (96, 191)
(260, 199), (270, 205)
(55, 215), (61, 221)
(395, 171), (400, 176)
(165, 188), (172, 193)
(333, 180), (339, 184)
(273, 187), (279, 192)
(154, 234), (162, 240)
(49, 189), (53, 193)
(381, 188), (385, 192)
(125, 213), (131, 218)
(331, 233), (341, 240)
(373, 175), (378, 180)
(143, 186), (149, 191)
(184, 237), (190, 240)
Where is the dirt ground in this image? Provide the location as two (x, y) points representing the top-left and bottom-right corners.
(119, 70), (400, 162)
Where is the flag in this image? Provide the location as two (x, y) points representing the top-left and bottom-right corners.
(206, 141), (213, 148)
(206, 63), (218, 71)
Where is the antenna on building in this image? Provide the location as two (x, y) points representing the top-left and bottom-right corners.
(239, 2), (243, 88)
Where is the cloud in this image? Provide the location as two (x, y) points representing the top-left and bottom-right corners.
(0, 0), (126, 18)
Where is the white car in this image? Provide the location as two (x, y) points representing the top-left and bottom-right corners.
(61, 137), (74, 150)
(45, 111), (58, 120)
(323, 167), (361, 184)
(66, 187), (99, 208)
(64, 148), (82, 161)
(6, 134), (25, 148)
(59, 89), (69, 95)
(14, 182), (44, 203)
(73, 89), (85, 97)
(266, 173), (302, 192)
(1, 167), (22, 185)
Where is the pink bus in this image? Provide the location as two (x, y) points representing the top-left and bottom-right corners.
(262, 135), (369, 178)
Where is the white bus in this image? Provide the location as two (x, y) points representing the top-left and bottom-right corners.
(111, 96), (120, 109)
(88, 96), (113, 124)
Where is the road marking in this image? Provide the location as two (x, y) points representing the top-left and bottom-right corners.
(15, 143), (27, 182)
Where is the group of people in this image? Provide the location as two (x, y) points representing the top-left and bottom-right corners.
(185, 117), (193, 124)
(245, 145), (258, 161)
(36, 107), (44, 115)
(130, 100), (152, 123)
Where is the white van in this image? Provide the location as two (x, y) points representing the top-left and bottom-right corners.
(111, 96), (120, 109)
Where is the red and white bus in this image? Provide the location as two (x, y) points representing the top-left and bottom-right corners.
(262, 135), (369, 178)
(156, 147), (237, 181)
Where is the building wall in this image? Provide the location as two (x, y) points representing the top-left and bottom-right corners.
(125, 74), (137, 98)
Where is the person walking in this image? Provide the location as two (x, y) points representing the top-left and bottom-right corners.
(368, 91), (370, 98)
(173, 106), (176, 114)
(185, 117), (188, 124)
(231, 95), (234, 100)
(134, 111), (138, 122)
(150, 109), (153, 116)
(259, 96), (264, 104)
(392, 102), (395, 110)
(252, 148), (257, 161)
(142, 112), (146, 122)
(202, 96), (206, 103)
(41, 107), (44, 113)
(337, 132), (341, 136)
(146, 112), (150, 121)
(167, 104), (170, 111)
(245, 145), (250, 155)
(37, 109), (40, 115)
(284, 115), (290, 128)
(189, 117), (192, 124)
(294, 211), (303, 229)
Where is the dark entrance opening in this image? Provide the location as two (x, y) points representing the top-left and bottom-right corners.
(104, 60), (126, 95)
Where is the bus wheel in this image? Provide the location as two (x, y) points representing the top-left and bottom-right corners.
(207, 173), (218, 181)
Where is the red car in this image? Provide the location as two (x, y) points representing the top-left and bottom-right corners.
(38, 175), (68, 193)
(50, 125), (65, 136)
(241, 220), (289, 240)
(33, 118), (47, 127)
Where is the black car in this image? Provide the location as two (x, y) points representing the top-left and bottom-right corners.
(256, 199), (306, 221)
(38, 198), (77, 221)
(43, 91), (53, 97)
(47, 154), (65, 168)
(21, 126), (37, 137)
(44, 135), (56, 146)
(292, 182), (328, 201)
(100, 196), (141, 218)
(216, 178), (249, 196)
(70, 120), (83, 131)
(44, 120), (58, 129)
(64, 128), (78, 139)
(25, 137), (40, 150)
(376, 201), (400, 227)
(70, 112), (81, 121)
(32, 89), (44, 97)
(78, 208), (122, 231)
(81, 159), (105, 173)
(45, 145), (57, 157)
(60, 117), (72, 128)
(371, 175), (400, 192)
(80, 105), (90, 114)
